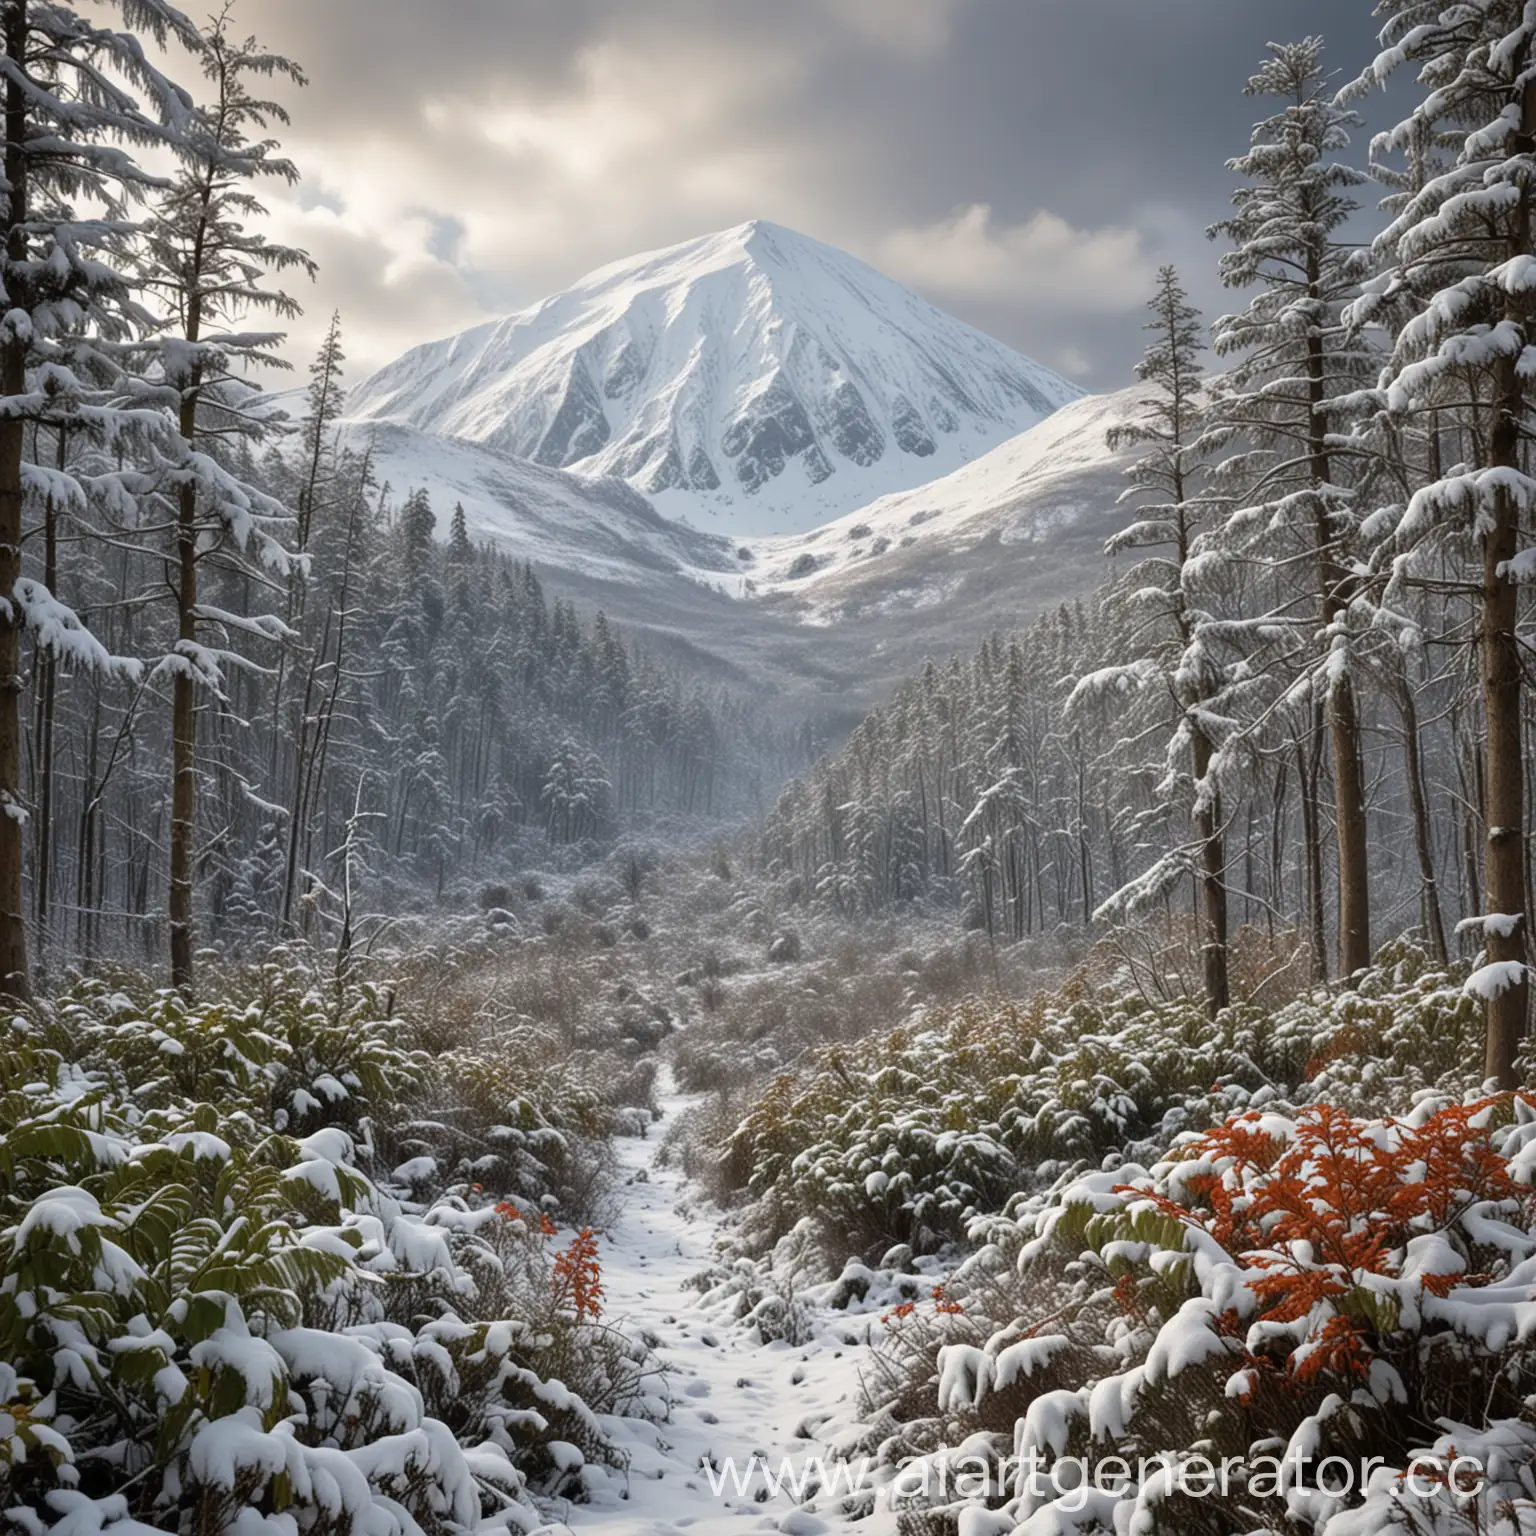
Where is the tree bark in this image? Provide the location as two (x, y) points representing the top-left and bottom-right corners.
(1397, 676), (1449, 966)
(1297, 707), (1329, 983)
(1306, 288), (1371, 978)
(0, 1), (31, 1002)
(1191, 724), (1229, 1018)
(33, 425), (63, 962)
(169, 474), (197, 992)
(169, 307), (202, 993)
(1480, 74), (1536, 1089)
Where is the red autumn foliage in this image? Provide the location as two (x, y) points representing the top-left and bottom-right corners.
(1111, 1272), (1143, 1319)
(1118, 1096), (1536, 1387)
(494, 1201), (558, 1238)
(552, 1227), (604, 1323)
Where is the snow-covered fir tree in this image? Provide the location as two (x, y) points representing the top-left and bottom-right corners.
(133, 12), (313, 990)
(1069, 267), (1233, 1016)
(1202, 37), (1378, 981)
(0, 0), (201, 998)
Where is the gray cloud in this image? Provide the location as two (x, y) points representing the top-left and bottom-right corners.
(226, 0), (1390, 391)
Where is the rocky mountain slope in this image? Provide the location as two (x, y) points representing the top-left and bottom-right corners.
(346, 221), (1081, 537)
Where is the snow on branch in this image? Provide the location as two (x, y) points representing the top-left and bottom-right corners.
(1066, 657), (1162, 714)
(1401, 465), (1536, 547)
(1455, 913), (1524, 941)
(1093, 847), (1197, 925)
(3, 579), (138, 677)
(1465, 961), (1528, 1001)
(190, 604), (295, 645)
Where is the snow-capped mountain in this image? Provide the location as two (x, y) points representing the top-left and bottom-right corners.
(346, 221), (1082, 536)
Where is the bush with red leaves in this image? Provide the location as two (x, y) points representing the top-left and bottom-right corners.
(913, 1094), (1536, 1536)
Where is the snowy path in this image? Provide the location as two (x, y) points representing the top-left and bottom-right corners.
(564, 1078), (891, 1536)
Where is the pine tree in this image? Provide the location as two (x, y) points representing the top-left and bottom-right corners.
(0, 0), (202, 998)
(1204, 37), (1377, 979)
(1071, 267), (1231, 1017)
(298, 310), (345, 550)
(448, 501), (471, 565)
(136, 11), (313, 991)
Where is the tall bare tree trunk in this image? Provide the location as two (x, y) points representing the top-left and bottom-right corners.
(169, 323), (202, 993)
(0, 3), (30, 1002)
(1396, 677), (1449, 966)
(1483, 481), (1527, 1086)
(170, 480), (197, 991)
(1191, 724), (1229, 1019)
(1480, 76), (1535, 1089)
(1268, 760), (1288, 942)
(1306, 296), (1370, 978)
(1297, 707), (1329, 983)
(1327, 677), (1370, 976)
(33, 426), (63, 963)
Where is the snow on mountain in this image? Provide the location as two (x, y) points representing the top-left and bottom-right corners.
(340, 384), (1147, 714)
(345, 221), (1082, 537)
(350, 420), (737, 589)
(741, 386), (1151, 615)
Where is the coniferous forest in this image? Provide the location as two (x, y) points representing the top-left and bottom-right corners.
(8, 5), (1536, 1536)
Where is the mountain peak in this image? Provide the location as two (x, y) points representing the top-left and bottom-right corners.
(347, 224), (1083, 536)
(573, 219), (829, 288)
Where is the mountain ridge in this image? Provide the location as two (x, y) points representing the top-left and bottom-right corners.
(345, 220), (1083, 536)
(339, 382), (1145, 714)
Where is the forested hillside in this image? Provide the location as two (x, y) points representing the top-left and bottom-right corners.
(0, 29), (802, 998)
(764, 34), (1536, 1090)
(37, 333), (806, 974)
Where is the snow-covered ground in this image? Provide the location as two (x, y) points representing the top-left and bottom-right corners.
(566, 1076), (897, 1536)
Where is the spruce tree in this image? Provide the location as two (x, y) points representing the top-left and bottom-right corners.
(1071, 267), (1231, 1017)
(0, 0), (201, 998)
(1204, 38), (1377, 979)
(136, 12), (313, 991)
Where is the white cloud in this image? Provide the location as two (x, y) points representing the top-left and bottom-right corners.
(879, 203), (1157, 311)
(215, 2), (1175, 390)
(255, 27), (826, 376)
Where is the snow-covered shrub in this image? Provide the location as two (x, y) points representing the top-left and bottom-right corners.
(0, 982), (655, 1534)
(397, 1033), (621, 1222)
(722, 948), (1488, 1268)
(868, 1093), (1536, 1536)
(65, 972), (431, 1140)
(767, 930), (802, 963)
(668, 925), (996, 1096)
(686, 1258), (818, 1346)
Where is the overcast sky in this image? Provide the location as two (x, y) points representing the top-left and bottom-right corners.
(230, 0), (1390, 392)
